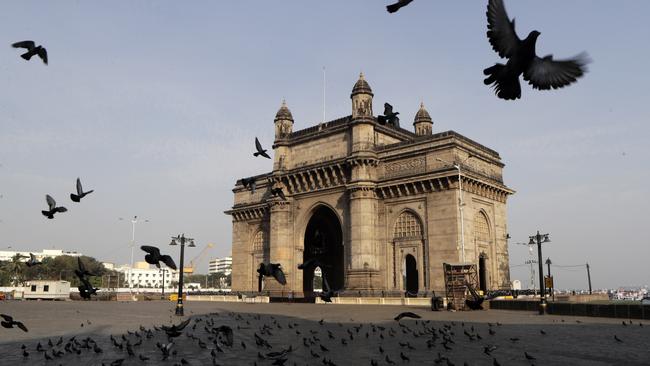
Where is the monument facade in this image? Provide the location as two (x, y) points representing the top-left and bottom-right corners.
(226, 74), (514, 296)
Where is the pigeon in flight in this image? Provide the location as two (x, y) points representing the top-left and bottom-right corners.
(161, 319), (191, 338)
(254, 137), (272, 159)
(386, 0), (413, 13)
(241, 177), (257, 194)
(75, 257), (97, 279)
(394, 312), (421, 321)
(12, 41), (48, 64)
(1, 314), (28, 332)
(257, 263), (287, 285)
(271, 187), (286, 201)
(70, 178), (94, 202)
(26, 253), (41, 267)
(78, 277), (98, 300)
(41, 195), (67, 219)
(483, 0), (589, 100)
(140, 246), (177, 270)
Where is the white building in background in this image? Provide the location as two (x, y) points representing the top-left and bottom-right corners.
(209, 256), (232, 275)
(0, 248), (83, 262)
(114, 261), (179, 289)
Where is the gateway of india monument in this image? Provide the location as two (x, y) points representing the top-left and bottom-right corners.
(226, 74), (514, 298)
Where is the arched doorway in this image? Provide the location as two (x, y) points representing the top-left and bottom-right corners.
(303, 206), (344, 295)
(479, 254), (487, 293)
(404, 254), (418, 296)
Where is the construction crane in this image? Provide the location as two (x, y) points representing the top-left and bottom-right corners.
(183, 243), (214, 274)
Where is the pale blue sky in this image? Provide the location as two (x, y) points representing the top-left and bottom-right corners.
(0, 1), (648, 289)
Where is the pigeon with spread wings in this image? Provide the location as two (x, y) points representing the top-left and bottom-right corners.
(70, 178), (94, 202)
(386, 0), (413, 13)
(140, 246), (177, 270)
(41, 195), (67, 219)
(483, 0), (589, 100)
(26, 253), (41, 267)
(12, 40), (48, 64)
(254, 137), (271, 159)
(1, 314), (28, 332)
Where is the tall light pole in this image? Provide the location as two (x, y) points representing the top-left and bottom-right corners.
(528, 231), (551, 314)
(546, 257), (553, 301)
(170, 234), (195, 316)
(119, 216), (149, 294)
(436, 155), (474, 264)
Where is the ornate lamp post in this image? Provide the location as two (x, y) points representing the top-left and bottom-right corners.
(170, 234), (195, 316)
(528, 231), (551, 314)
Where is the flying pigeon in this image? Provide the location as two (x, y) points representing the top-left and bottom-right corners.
(394, 312), (421, 321)
(41, 195), (67, 219)
(70, 178), (94, 202)
(1, 314), (28, 332)
(241, 177), (257, 194)
(254, 137), (271, 159)
(257, 263), (287, 285)
(12, 40), (47, 64)
(483, 0), (589, 100)
(26, 253), (41, 267)
(78, 277), (98, 300)
(386, 0), (413, 13)
(161, 319), (191, 338)
(75, 257), (96, 280)
(140, 245), (177, 270)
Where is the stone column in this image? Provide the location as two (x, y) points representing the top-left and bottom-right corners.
(265, 198), (293, 296)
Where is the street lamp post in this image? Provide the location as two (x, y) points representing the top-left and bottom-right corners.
(436, 156), (474, 263)
(528, 231), (551, 314)
(119, 216), (149, 294)
(170, 234), (195, 316)
(546, 257), (554, 301)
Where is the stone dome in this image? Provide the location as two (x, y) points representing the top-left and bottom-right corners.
(413, 102), (432, 124)
(274, 99), (294, 122)
(351, 72), (373, 97)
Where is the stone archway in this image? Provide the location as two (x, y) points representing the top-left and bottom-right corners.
(303, 206), (344, 295)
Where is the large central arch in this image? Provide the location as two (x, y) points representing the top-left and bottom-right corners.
(303, 206), (344, 295)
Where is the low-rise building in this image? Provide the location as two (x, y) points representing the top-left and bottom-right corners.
(0, 249), (83, 262)
(114, 262), (179, 289)
(23, 280), (70, 300)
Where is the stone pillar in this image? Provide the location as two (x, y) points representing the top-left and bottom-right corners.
(346, 185), (382, 292)
(265, 198), (293, 296)
(230, 220), (250, 292)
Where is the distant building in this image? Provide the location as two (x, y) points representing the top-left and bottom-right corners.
(114, 262), (179, 289)
(101, 262), (115, 270)
(24, 280), (70, 300)
(209, 256), (232, 275)
(0, 249), (83, 262)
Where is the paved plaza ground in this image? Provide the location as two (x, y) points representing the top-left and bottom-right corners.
(1, 300), (649, 365)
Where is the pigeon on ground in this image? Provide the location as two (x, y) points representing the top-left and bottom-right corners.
(241, 177), (257, 194)
(216, 325), (234, 346)
(394, 312), (421, 321)
(26, 253), (41, 267)
(254, 137), (271, 159)
(386, 0), (413, 13)
(1, 314), (28, 332)
(271, 187), (286, 201)
(141, 246), (177, 270)
(12, 40), (48, 64)
(70, 178), (94, 202)
(41, 195), (67, 219)
(483, 0), (589, 100)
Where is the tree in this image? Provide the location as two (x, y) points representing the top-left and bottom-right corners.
(4, 254), (27, 286)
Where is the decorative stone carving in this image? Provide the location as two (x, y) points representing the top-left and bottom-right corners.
(383, 157), (426, 178)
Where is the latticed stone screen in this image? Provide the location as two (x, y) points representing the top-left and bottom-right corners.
(474, 212), (490, 242)
(393, 211), (422, 239)
(252, 230), (267, 252)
